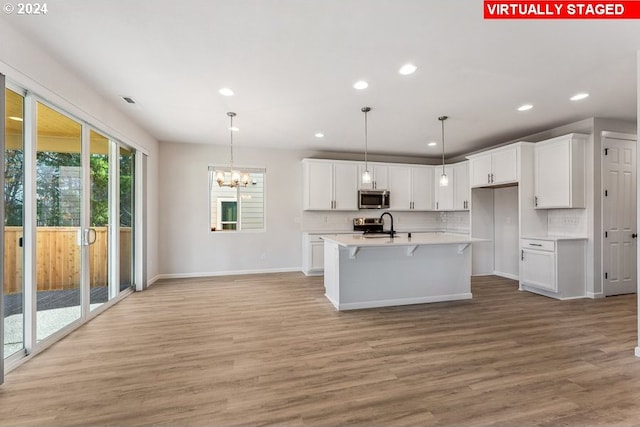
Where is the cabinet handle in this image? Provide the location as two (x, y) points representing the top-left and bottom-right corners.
(521, 250), (524, 261)
(488, 173), (491, 184)
(436, 202), (439, 210)
(491, 173), (494, 183)
(529, 243), (543, 247)
(632, 233), (638, 239)
(534, 196), (538, 207)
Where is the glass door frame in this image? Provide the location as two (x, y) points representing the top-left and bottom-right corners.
(4, 89), (137, 372)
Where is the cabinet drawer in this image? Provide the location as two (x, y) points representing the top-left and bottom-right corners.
(521, 239), (555, 252)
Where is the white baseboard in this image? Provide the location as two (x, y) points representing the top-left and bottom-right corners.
(334, 293), (473, 311)
(155, 267), (301, 281)
(147, 275), (161, 287)
(586, 291), (605, 299)
(493, 271), (519, 281)
(636, 347), (640, 358)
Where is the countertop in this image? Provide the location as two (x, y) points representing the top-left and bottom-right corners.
(521, 235), (588, 241)
(321, 232), (484, 248)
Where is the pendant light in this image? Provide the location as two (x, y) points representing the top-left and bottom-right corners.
(361, 106), (372, 184)
(214, 112), (250, 188)
(438, 115), (449, 187)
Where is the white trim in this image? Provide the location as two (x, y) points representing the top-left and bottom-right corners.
(331, 293), (473, 311)
(493, 271), (519, 281)
(586, 291), (605, 299)
(147, 274), (162, 287)
(635, 347), (640, 358)
(155, 267), (301, 280)
(601, 131), (637, 141)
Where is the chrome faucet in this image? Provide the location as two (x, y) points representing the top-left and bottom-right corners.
(379, 212), (395, 237)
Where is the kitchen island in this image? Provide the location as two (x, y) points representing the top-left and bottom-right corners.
(322, 233), (484, 310)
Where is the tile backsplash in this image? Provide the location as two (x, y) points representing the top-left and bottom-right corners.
(302, 210), (469, 233)
(547, 209), (587, 236)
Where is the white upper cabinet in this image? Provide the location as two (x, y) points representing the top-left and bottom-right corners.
(412, 166), (434, 211)
(468, 146), (518, 187)
(358, 163), (389, 190)
(534, 133), (587, 209)
(453, 161), (470, 210)
(434, 161), (470, 211)
(303, 159), (359, 211)
(434, 165), (454, 211)
(388, 165), (433, 211)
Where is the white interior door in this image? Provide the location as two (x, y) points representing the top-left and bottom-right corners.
(603, 135), (637, 296)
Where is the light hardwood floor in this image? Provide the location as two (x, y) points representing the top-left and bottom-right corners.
(1, 273), (639, 426)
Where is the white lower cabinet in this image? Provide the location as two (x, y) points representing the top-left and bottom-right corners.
(303, 232), (360, 276)
(519, 238), (586, 299)
(302, 233), (325, 276)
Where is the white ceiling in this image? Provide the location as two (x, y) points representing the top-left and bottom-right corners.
(4, 0), (639, 158)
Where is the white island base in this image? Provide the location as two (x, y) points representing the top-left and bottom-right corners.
(322, 233), (478, 311)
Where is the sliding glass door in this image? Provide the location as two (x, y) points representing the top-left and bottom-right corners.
(89, 130), (110, 310)
(35, 102), (82, 341)
(119, 147), (134, 294)
(4, 88), (24, 358)
(3, 86), (138, 364)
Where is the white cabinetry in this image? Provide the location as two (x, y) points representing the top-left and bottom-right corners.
(534, 133), (587, 209)
(388, 165), (433, 211)
(453, 161), (470, 210)
(434, 161), (470, 211)
(519, 238), (586, 299)
(303, 159), (359, 211)
(468, 146), (518, 187)
(358, 163), (389, 190)
(302, 233), (326, 276)
(434, 166), (454, 211)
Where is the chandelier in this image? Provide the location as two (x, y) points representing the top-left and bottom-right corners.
(214, 112), (250, 187)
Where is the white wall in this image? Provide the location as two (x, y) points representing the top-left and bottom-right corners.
(493, 186), (519, 279)
(158, 142), (306, 276)
(0, 22), (161, 284)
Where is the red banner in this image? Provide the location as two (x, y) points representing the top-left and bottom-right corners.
(484, 1), (640, 19)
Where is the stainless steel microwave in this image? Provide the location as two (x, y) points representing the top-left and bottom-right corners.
(358, 190), (390, 209)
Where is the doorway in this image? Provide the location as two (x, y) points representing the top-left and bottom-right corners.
(3, 87), (137, 366)
(602, 132), (637, 296)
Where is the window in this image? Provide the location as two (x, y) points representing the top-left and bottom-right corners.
(208, 166), (265, 232)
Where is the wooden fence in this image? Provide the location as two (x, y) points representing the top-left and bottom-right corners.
(4, 226), (132, 294)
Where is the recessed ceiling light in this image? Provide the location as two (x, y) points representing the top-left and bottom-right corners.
(219, 87), (234, 97)
(315, 133), (325, 138)
(570, 93), (589, 101)
(517, 104), (533, 112)
(8, 116), (23, 122)
(229, 126), (239, 132)
(428, 142), (437, 147)
(353, 80), (369, 90)
(399, 64), (417, 75)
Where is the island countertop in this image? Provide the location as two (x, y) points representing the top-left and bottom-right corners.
(321, 232), (484, 248)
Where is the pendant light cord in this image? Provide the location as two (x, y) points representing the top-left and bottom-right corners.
(364, 110), (368, 169)
(228, 112), (236, 175)
(439, 115), (448, 174)
(362, 106), (371, 170)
